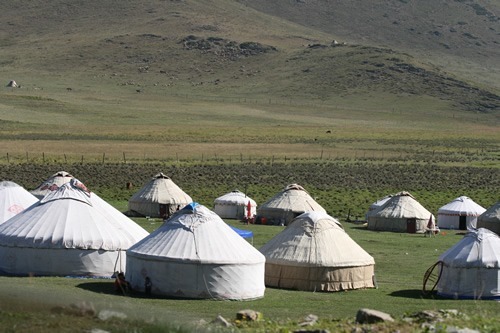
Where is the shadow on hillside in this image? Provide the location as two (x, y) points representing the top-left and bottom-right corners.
(390, 289), (440, 300)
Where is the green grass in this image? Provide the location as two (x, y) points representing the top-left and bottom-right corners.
(0, 220), (498, 332)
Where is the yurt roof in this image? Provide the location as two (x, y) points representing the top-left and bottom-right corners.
(372, 191), (433, 219)
(0, 179), (149, 250)
(0, 181), (38, 223)
(214, 190), (256, 205)
(260, 211), (374, 267)
(129, 172), (192, 204)
(259, 184), (326, 213)
(369, 194), (393, 211)
(127, 203), (264, 264)
(478, 201), (500, 223)
(438, 196), (486, 216)
(31, 171), (73, 198)
(439, 228), (500, 268)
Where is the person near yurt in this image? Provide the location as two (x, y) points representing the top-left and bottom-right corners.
(0, 181), (38, 224)
(428, 228), (500, 300)
(0, 178), (149, 277)
(31, 171), (73, 199)
(128, 172), (192, 219)
(213, 189), (257, 220)
(260, 211), (376, 292)
(256, 184), (326, 226)
(477, 201), (500, 235)
(437, 196), (486, 231)
(367, 191), (434, 233)
(126, 202), (265, 300)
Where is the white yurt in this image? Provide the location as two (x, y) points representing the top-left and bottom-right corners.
(435, 228), (500, 300)
(477, 201), (500, 235)
(128, 172), (192, 218)
(31, 171), (73, 199)
(437, 196), (486, 230)
(367, 191), (434, 233)
(260, 211), (376, 292)
(213, 190), (257, 220)
(256, 184), (326, 226)
(0, 181), (38, 224)
(126, 203), (265, 300)
(0, 179), (149, 277)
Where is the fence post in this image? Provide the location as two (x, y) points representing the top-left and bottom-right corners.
(123, 152), (126, 163)
(6, 153), (9, 164)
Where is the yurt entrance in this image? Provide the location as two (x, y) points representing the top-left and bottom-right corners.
(459, 216), (467, 230)
(159, 204), (169, 219)
(407, 218), (417, 233)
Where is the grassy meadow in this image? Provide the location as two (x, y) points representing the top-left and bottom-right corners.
(0, 218), (499, 332)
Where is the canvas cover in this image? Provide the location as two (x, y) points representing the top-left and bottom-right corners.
(256, 184), (326, 226)
(436, 228), (500, 299)
(260, 211), (375, 291)
(31, 171), (73, 199)
(126, 203), (265, 300)
(0, 179), (149, 277)
(213, 190), (257, 219)
(437, 196), (486, 230)
(0, 181), (38, 224)
(128, 172), (192, 218)
(477, 201), (500, 235)
(365, 194), (392, 219)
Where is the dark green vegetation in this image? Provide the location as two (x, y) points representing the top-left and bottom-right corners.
(0, 162), (498, 219)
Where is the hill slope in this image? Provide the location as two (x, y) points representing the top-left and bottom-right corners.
(0, 0), (498, 115)
(238, 0), (500, 90)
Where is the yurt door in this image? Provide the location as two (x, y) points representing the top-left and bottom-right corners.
(406, 218), (417, 233)
(459, 216), (467, 230)
(159, 204), (168, 219)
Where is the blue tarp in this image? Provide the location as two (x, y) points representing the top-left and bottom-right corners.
(230, 226), (254, 239)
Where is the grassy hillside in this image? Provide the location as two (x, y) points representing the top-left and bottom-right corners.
(238, 0), (500, 91)
(0, 0), (498, 114)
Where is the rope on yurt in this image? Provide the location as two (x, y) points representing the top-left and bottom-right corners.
(113, 249), (123, 276)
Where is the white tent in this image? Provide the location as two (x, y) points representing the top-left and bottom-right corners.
(260, 211), (375, 292)
(31, 171), (73, 199)
(0, 179), (149, 277)
(367, 191), (434, 233)
(213, 190), (256, 220)
(126, 203), (265, 300)
(0, 181), (38, 224)
(128, 172), (192, 218)
(437, 196), (486, 230)
(6, 80), (18, 88)
(256, 184), (326, 226)
(436, 228), (500, 300)
(477, 201), (500, 235)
